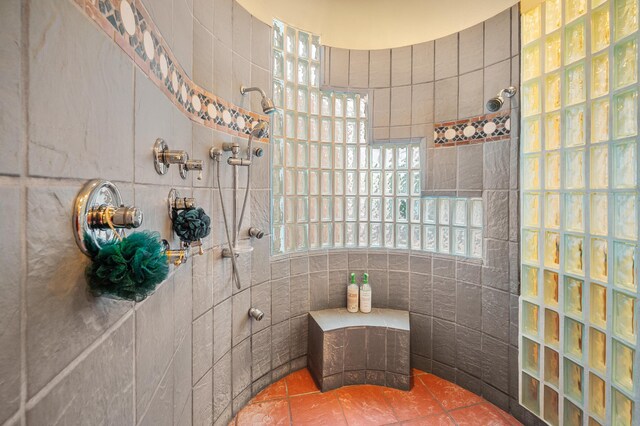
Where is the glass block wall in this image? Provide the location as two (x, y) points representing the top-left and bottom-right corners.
(270, 19), (483, 257)
(520, 0), (639, 425)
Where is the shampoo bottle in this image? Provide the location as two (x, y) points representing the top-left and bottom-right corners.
(347, 273), (359, 313)
(360, 273), (372, 313)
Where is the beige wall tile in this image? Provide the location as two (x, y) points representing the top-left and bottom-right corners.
(369, 49), (391, 88)
(26, 185), (132, 396)
(412, 41), (434, 84)
(0, 0), (22, 176)
(29, 0), (133, 181)
(330, 48), (350, 88)
(0, 186), (21, 422)
(349, 50), (369, 88)
(26, 317), (134, 425)
(391, 46), (412, 86)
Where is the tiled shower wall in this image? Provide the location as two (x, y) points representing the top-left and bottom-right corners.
(0, 3), (536, 426)
(0, 0), (291, 425)
(318, 6), (543, 424)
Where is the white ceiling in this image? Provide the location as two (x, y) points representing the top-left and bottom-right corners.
(237, 0), (520, 50)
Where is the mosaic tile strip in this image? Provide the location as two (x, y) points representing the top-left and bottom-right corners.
(433, 112), (510, 146)
(78, 0), (269, 141)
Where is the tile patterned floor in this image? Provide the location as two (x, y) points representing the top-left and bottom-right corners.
(232, 368), (523, 426)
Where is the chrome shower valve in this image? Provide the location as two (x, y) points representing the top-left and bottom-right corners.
(153, 138), (188, 175)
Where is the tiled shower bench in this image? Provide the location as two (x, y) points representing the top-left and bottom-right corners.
(307, 308), (411, 392)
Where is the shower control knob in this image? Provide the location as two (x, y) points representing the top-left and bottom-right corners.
(253, 147), (264, 157)
(87, 205), (143, 229)
(184, 159), (203, 171)
(153, 138), (188, 175)
(111, 206), (144, 228)
(180, 159), (204, 180)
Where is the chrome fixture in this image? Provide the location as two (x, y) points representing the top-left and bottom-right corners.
(161, 239), (190, 266)
(73, 180), (143, 256)
(153, 138), (203, 180)
(239, 86), (276, 115)
(248, 307), (265, 321)
(237, 123), (268, 237)
(486, 86), (517, 112)
(253, 147), (264, 157)
(153, 138), (187, 174)
(166, 188), (196, 218)
(248, 227), (264, 239)
(181, 158), (203, 180)
(167, 188), (207, 256)
(209, 122), (270, 289)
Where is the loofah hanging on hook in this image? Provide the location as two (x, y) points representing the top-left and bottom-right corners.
(85, 231), (169, 302)
(172, 207), (211, 243)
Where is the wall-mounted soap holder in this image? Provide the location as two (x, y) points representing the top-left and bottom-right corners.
(153, 138), (203, 180)
(167, 188), (208, 256)
(73, 180), (143, 256)
(162, 240), (190, 266)
(167, 188), (196, 219)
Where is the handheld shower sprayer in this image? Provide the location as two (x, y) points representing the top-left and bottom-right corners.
(486, 86), (517, 112)
(208, 109), (271, 290)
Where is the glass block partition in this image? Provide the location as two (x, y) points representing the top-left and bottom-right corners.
(270, 19), (483, 257)
(520, 1), (639, 425)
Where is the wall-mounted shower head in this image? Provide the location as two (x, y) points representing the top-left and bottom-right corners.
(240, 86), (276, 114)
(486, 86), (517, 112)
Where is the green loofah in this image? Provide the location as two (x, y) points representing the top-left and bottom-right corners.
(172, 207), (211, 243)
(85, 231), (169, 302)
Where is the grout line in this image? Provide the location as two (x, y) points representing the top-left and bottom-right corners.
(24, 310), (135, 411)
(333, 388), (350, 425)
(19, 0), (31, 423)
(135, 345), (175, 425)
(416, 375), (460, 425)
(1, 411), (21, 426)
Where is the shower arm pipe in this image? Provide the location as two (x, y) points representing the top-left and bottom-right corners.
(240, 86), (268, 99)
(214, 154), (242, 289)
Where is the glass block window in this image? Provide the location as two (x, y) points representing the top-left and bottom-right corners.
(271, 19), (483, 260)
(520, 1), (639, 425)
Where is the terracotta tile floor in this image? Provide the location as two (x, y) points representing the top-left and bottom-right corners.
(232, 368), (523, 426)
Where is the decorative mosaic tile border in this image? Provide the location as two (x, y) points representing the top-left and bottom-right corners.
(78, 0), (269, 141)
(434, 112), (510, 147)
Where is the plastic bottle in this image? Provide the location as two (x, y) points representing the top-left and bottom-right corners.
(360, 273), (372, 313)
(347, 273), (359, 313)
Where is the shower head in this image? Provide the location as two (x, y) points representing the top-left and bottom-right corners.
(240, 85), (276, 114)
(486, 97), (504, 112)
(486, 86), (517, 112)
(260, 97), (276, 115)
(250, 121), (269, 139)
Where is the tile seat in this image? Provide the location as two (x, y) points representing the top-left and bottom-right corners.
(308, 308), (411, 392)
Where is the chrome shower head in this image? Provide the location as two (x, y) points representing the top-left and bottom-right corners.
(260, 97), (276, 114)
(486, 97), (504, 112)
(486, 86), (517, 112)
(240, 85), (276, 115)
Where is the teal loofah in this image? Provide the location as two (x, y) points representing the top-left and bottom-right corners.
(85, 231), (169, 302)
(172, 207), (211, 243)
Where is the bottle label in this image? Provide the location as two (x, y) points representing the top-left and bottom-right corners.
(347, 292), (358, 312)
(360, 291), (371, 312)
